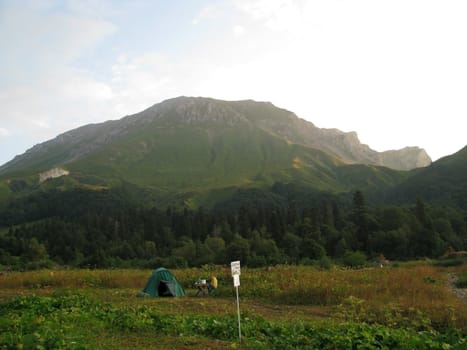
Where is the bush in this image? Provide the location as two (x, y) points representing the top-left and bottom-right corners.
(248, 255), (267, 267)
(298, 257), (315, 266)
(142, 257), (166, 269)
(342, 251), (367, 268)
(298, 256), (333, 269)
(317, 255), (333, 270)
(164, 256), (188, 269)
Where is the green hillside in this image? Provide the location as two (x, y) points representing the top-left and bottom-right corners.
(0, 97), (418, 209)
(392, 146), (467, 207)
(0, 124), (407, 208)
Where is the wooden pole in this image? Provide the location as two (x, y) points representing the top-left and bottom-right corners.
(235, 285), (241, 342)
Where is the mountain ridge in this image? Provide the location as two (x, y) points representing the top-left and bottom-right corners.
(0, 96), (425, 208)
(0, 96), (431, 175)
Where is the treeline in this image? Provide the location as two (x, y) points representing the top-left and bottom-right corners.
(0, 188), (466, 269)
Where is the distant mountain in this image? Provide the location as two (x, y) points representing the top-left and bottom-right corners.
(392, 145), (467, 207)
(0, 97), (431, 173)
(0, 97), (430, 207)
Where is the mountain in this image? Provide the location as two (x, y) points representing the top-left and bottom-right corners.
(391, 145), (467, 207)
(0, 97), (428, 207)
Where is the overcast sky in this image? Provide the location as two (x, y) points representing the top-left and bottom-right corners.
(1, 0), (466, 166)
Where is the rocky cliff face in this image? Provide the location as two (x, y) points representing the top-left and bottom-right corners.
(303, 130), (432, 170)
(380, 147), (432, 171)
(39, 168), (70, 183)
(211, 98), (431, 170)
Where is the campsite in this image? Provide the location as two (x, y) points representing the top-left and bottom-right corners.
(1, 263), (466, 349)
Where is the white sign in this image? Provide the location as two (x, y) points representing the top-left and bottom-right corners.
(233, 274), (240, 287)
(231, 260), (241, 276)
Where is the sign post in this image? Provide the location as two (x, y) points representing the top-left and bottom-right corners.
(230, 260), (241, 342)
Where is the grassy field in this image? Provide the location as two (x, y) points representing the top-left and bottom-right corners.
(1, 263), (466, 349)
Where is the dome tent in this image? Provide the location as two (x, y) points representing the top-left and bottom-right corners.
(139, 267), (185, 297)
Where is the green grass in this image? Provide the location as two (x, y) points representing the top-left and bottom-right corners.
(456, 270), (467, 288)
(1, 264), (466, 350)
(435, 259), (464, 267)
(0, 120), (409, 209)
(0, 181), (12, 209)
(1, 293), (466, 350)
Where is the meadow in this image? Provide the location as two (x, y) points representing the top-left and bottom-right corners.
(1, 263), (466, 349)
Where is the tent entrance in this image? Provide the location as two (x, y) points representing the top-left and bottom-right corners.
(158, 280), (176, 297)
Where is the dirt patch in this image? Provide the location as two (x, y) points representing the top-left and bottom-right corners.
(447, 273), (467, 303)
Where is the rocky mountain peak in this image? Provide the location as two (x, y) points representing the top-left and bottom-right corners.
(0, 96), (432, 175)
(380, 147), (432, 171)
(134, 97), (250, 126)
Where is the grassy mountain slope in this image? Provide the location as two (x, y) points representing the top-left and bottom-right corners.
(0, 97), (411, 208)
(391, 145), (467, 207)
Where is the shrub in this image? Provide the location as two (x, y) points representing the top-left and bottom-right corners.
(317, 255), (333, 270)
(342, 251), (367, 268)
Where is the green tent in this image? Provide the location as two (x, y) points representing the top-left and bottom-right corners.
(140, 267), (185, 297)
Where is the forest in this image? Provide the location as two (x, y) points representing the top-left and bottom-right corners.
(0, 186), (466, 270)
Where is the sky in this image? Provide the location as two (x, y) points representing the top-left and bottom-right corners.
(1, 0), (466, 166)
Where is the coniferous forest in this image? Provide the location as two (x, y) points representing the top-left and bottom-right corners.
(1, 185), (466, 270)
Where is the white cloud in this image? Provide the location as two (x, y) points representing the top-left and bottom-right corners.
(233, 25), (246, 37)
(0, 128), (10, 137)
(110, 54), (177, 115)
(192, 4), (219, 25)
(65, 0), (115, 17)
(0, 2), (116, 81)
(234, 0), (305, 30)
(108, 52), (224, 116)
(0, 69), (115, 141)
(0, 1), (117, 165)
